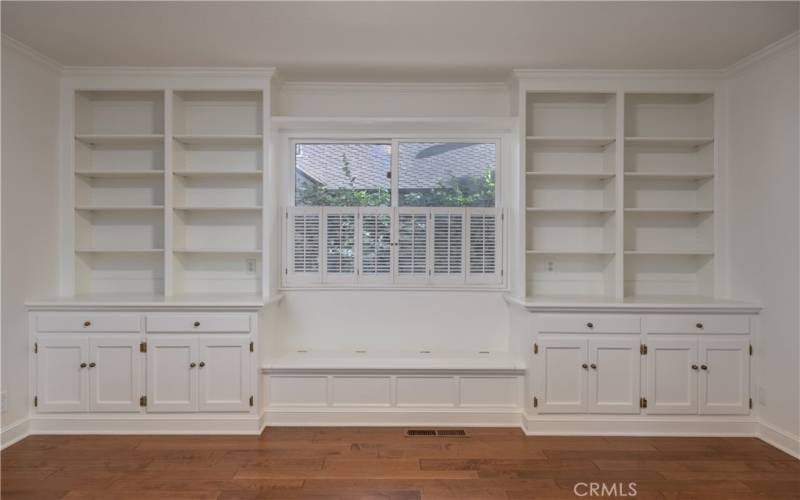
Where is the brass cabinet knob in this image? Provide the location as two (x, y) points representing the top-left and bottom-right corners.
(80, 362), (87, 368)
(691, 364), (699, 370)
(586, 322), (594, 328)
(696, 322), (704, 329)
(83, 321), (91, 327)
(700, 364), (708, 370)
(193, 321), (201, 327)
(190, 362), (196, 368)
(199, 361), (205, 368)
(582, 363), (589, 369)
(590, 363), (597, 370)
(88, 362), (96, 368)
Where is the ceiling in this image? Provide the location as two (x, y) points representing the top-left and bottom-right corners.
(2, 1), (798, 81)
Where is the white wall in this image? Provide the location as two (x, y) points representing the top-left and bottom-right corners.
(727, 37), (800, 448)
(1, 40), (61, 440)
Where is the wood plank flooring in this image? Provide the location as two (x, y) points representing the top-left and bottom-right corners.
(2, 428), (799, 499)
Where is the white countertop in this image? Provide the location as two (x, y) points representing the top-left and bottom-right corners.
(26, 293), (283, 310)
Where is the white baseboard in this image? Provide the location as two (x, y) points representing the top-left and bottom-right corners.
(522, 414), (759, 436)
(757, 420), (800, 459)
(261, 408), (523, 427)
(1, 418), (31, 449)
(29, 415), (261, 435)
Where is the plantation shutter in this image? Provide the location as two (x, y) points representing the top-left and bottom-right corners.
(358, 207), (393, 285)
(430, 208), (465, 285)
(466, 208), (502, 285)
(322, 208), (357, 284)
(286, 207), (322, 285)
(396, 208), (429, 285)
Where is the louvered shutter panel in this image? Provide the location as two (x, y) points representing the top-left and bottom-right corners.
(358, 207), (393, 285)
(396, 208), (429, 285)
(430, 208), (465, 285)
(286, 207), (322, 285)
(322, 208), (357, 284)
(466, 208), (502, 285)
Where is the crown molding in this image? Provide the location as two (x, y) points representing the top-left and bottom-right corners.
(1, 35), (62, 73)
(512, 68), (725, 81)
(61, 66), (276, 79)
(279, 81), (509, 94)
(723, 30), (799, 77)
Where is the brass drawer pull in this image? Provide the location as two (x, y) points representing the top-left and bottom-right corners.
(700, 364), (708, 370)
(586, 322), (594, 328)
(83, 321), (91, 328)
(590, 363), (597, 370)
(88, 362), (96, 368)
(691, 364), (699, 370)
(190, 362), (196, 368)
(581, 363), (588, 369)
(193, 321), (201, 328)
(199, 361), (205, 368)
(80, 362), (87, 368)
(696, 322), (704, 329)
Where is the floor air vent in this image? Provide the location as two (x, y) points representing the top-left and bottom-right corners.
(405, 429), (469, 437)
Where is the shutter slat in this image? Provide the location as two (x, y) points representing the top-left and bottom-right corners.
(466, 208), (501, 285)
(430, 209), (465, 284)
(286, 208), (322, 285)
(324, 209), (356, 283)
(360, 208), (393, 284)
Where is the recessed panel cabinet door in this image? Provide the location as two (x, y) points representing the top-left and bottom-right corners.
(198, 336), (251, 412)
(646, 338), (698, 414)
(36, 337), (88, 412)
(146, 337), (197, 413)
(588, 339), (641, 414)
(88, 336), (142, 412)
(699, 338), (750, 415)
(534, 339), (587, 413)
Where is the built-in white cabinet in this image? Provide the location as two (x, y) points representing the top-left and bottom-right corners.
(146, 336), (197, 413)
(645, 337), (698, 414)
(36, 337), (88, 412)
(89, 336), (142, 412)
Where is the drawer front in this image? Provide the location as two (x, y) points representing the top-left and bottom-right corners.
(537, 314), (641, 334)
(645, 315), (750, 335)
(37, 314), (141, 333)
(146, 315), (251, 333)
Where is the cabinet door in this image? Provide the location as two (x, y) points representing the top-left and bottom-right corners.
(699, 338), (750, 415)
(88, 336), (142, 412)
(146, 337), (197, 413)
(646, 338), (698, 414)
(36, 337), (89, 412)
(534, 338), (587, 413)
(198, 336), (251, 412)
(588, 339), (641, 414)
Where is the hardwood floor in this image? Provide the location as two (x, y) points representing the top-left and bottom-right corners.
(2, 428), (799, 499)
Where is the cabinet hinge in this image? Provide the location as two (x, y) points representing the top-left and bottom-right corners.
(640, 397), (648, 409)
(533, 343), (539, 354)
(249, 395), (254, 407)
(34, 396), (38, 407)
(640, 344), (648, 355)
(140, 342), (147, 353)
(285, 268), (288, 276)
(34, 342), (38, 354)
(250, 341), (254, 353)
(749, 344), (753, 356)
(749, 398), (753, 409)
(533, 396), (538, 408)
(140, 395), (147, 407)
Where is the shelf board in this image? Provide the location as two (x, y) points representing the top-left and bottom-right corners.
(526, 207), (615, 214)
(625, 250), (714, 256)
(624, 172), (714, 181)
(527, 250), (615, 256)
(173, 248), (262, 254)
(173, 134), (263, 146)
(526, 171), (615, 180)
(624, 137), (714, 148)
(75, 134), (164, 146)
(624, 208), (713, 215)
(75, 205), (164, 212)
(173, 206), (263, 211)
(173, 170), (262, 178)
(526, 136), (616, 148)
(75, 170), (165, 178)
(76, 248), (164, 253)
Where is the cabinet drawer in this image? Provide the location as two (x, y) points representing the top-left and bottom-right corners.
(645, 315), (749, 335)
(146, 315), (250, 333)
(537, 314), (640, 334)
(36, 314), (141, 333)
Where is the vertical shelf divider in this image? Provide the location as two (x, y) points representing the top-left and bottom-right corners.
(615, 91), (625, 299)
(164, 89), (174, 296)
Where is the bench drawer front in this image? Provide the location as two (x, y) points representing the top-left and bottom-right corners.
(146, 315), (250, 333)
(37, 314), (141, 333)
(645, 315), (749, 335)
(537, 314), (641, 334)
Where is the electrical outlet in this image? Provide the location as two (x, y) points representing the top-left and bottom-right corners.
(546, 260), (556, 272)
(758, 385), (766, 406)
(1, 391), (7, 413)
(246, 259), (257, 275)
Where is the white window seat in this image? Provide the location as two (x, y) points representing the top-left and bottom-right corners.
(262, 349), (524, 374)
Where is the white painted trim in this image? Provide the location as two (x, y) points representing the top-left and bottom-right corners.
(279, 81), (509, 94)
(504, 295), (761, 315)
(523, 414), (758, 437)
(1, 418), (31, 449)
(757, 420), (800, 459)
(1, 34), (62, 73)
(724, 31), (800, 77)
(262, 408), (522, 427)
(61, 66), (275, 79)
(513, 69), (724, 81)
(28, 415), (261, 435)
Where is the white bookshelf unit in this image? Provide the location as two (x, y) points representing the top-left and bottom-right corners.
(69, 83), (269, 298)
(522, 91), (716, 301)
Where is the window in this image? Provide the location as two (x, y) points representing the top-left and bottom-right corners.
(286, 139), (502, 288)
